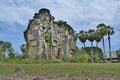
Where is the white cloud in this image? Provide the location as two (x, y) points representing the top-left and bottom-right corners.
(0, 0), (35, 25)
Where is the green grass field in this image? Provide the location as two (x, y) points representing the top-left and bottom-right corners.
(0, 63), (120, 77)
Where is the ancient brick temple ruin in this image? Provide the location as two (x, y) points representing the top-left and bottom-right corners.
(24, 8), (75, 59)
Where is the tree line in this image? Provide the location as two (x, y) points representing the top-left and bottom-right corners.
(78, 23), (114, 62)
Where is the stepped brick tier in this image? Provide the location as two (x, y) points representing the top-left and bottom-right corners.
(24, 8), (75, 59)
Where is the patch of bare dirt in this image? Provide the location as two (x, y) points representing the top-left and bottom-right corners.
(0, 74), (120, 80)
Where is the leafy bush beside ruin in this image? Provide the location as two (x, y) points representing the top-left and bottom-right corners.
(60, 49), (89, 63)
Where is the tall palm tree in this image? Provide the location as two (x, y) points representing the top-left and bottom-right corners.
(96, 23), (107, 57)
(94, 30), (102, 48)
(106, 26), (114, 62)
(87, 29), (95, 62)
(94, 30), (102, 61)
(79, 30), (88, 48)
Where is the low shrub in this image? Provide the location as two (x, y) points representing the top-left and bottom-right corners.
(60, 56), (71, 62)
(60, 49), (89, 63)
(72, 49), (89, 63)
(93, 54), (100, 63)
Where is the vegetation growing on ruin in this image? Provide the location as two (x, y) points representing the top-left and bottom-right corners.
(55, 20), (66, 27)
(44, 32), (51, 46)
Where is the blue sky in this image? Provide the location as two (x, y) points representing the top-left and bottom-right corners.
(0, 0), (120, 54)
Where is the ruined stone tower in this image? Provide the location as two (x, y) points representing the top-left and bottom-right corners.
(24, 8), (75, 59)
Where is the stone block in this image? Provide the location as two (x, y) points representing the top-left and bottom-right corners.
(31, 40), (38, 46)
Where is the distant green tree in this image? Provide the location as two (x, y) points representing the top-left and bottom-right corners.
(8, 49), (15, 59)
(20, 44), (26, 53)
(116, 49), (120, 60)
(73, 32), (78, 43)
(0, 41), (14, 61)
(20, 44), (27, 58)
(2, 42), (12, 57)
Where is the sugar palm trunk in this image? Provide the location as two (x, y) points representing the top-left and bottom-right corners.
(91, 42), (94, 62)
(96, 42), (99, 58)
(102, 37), (106, 61)
(84, 43), (85, 48)
(108, 35), (112, 62)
